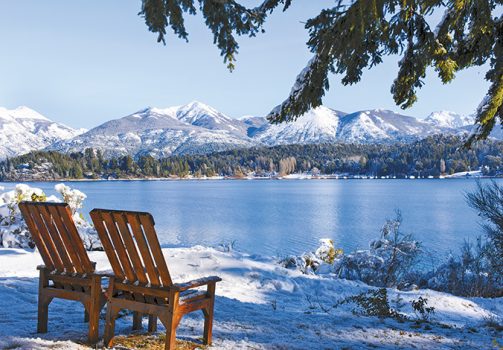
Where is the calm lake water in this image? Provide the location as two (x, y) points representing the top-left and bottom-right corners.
(1, 179), (500, 260)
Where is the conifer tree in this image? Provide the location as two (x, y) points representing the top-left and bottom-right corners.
(139, 0), (503, 145)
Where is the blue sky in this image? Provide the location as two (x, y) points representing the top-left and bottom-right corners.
(0, 1), (491, 129)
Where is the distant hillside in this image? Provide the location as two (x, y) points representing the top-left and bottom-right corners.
(3, 101), (502, 160)
(0, 107), (85, 159)
(49, 102), (483, 158)
(1, 135), (502, 181)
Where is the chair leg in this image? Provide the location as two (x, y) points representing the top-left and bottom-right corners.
(203, 283), (216, 345)
(164, 317), (176, 350)
(37, 269), (51, 333)
(37, 295), (52, 333)
(202, 306), (214, 345)
(104, 304), (117, 347)
(132, 312), (143, 330)
(148, 315), (157, 333)
(88, 276), (101, 344)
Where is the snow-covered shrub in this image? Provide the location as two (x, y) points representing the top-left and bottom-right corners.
(411, 297), (435, 322)
(280, 212), (421, 289)
(0, 184), (101, 250)
(54, 183), (86, 214)
(426, 239), (502, 297)
(279, 238), (343, 274)
(335, 212), (421, 288)
(424, 182), (503, 298)
(338, 288), (404, 319)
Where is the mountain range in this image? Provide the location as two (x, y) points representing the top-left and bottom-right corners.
(0, 106), (85, 159)
(0, 101), (493, 160)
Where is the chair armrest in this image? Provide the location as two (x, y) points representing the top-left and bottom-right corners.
(172, 276), (222, 292)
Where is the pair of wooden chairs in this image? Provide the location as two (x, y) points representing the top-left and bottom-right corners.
(19, 201), (221, 349)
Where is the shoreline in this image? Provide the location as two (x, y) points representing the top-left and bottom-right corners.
(0, 175), (501, 183)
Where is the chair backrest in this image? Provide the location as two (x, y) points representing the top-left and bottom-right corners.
(90, 209), (172, 287)
(19, 201), (94, 274)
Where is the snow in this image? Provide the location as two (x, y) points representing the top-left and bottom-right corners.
(4, 102), (501, 160)
(445, 170), (483, 178)
(424, 111), (474, 129)
(0, 106), (83, 159)
(257, 106), (342, 145)
(0, 246), (500, 349)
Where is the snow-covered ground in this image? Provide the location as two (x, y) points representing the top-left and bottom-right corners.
(0, 246), (501, 349)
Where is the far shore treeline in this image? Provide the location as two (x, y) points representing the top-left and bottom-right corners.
(1, 135), (503, 181)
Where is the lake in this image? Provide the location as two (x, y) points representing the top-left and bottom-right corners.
(1, 179), (499, 261)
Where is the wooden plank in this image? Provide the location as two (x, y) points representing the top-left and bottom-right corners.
(19, 203), (55, 270)
(56, 205), (94, 273)
(172, 276), (222, 291)
(113, 281), (171, 298)
(40, 206), (83, 274)
(125, 213), (161, 286)
(101, 212), (136, 282)
(29, 205), (65, 271)
(47, 205), (83, 271)
(49, 274), (92, 287)
(36, 206), (76, 273)
(112, 212), (148, 284)
(90, 210), (125, 280)
(138, 214), (172, 286)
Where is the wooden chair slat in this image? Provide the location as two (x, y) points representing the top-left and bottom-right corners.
(101, 212), (137, 282)
(56, 205), (94, 273)
(18, 203), (55, 270)
(138, 214), (173, 286)
(29, 205), (65, 271)
(92, 208), (221, 350)
(112, 212), (149, 285)
(45, 206), (84, 274)
(19, 201), (105, 344)
(36, 205), (76, 273)
(89, 210), (126, 280)
(125, 212), (161, 287)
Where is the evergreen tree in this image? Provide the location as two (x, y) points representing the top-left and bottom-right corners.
(140, 0), (503, 144)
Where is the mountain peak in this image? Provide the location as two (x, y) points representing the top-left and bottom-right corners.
(425, 111), (473, 129)
(6, 106), (50, 121)
(0, 106), (84, 159)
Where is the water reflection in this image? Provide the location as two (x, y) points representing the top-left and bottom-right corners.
(0, 179), (496, 257)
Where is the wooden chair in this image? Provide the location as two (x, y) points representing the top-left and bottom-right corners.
(90, 208), (221, 350)
(18, 201), (107, 344)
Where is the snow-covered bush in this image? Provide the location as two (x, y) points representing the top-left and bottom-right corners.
(0, 184), (101, 250)
(426, 239), (503, 297)
(338, 288), (404, 319)
(280, 238), (343, 274)
(424, 182), (503, 298)
(280, 212), (421, 289)
(54, 183), (86, 214)
(335, 211), (421, 288)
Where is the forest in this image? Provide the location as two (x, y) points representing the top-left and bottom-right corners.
(1, 135), (503, 181)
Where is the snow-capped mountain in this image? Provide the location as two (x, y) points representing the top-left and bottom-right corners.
(2, 101), (493, 160)
(177, 101), (248, 135)
(424, 111), (474, 129)
(253, 108), (459, 145)
(254, 107), (346, 145)
(0, 107), (85, 159)
(49, 102), (256, 158)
